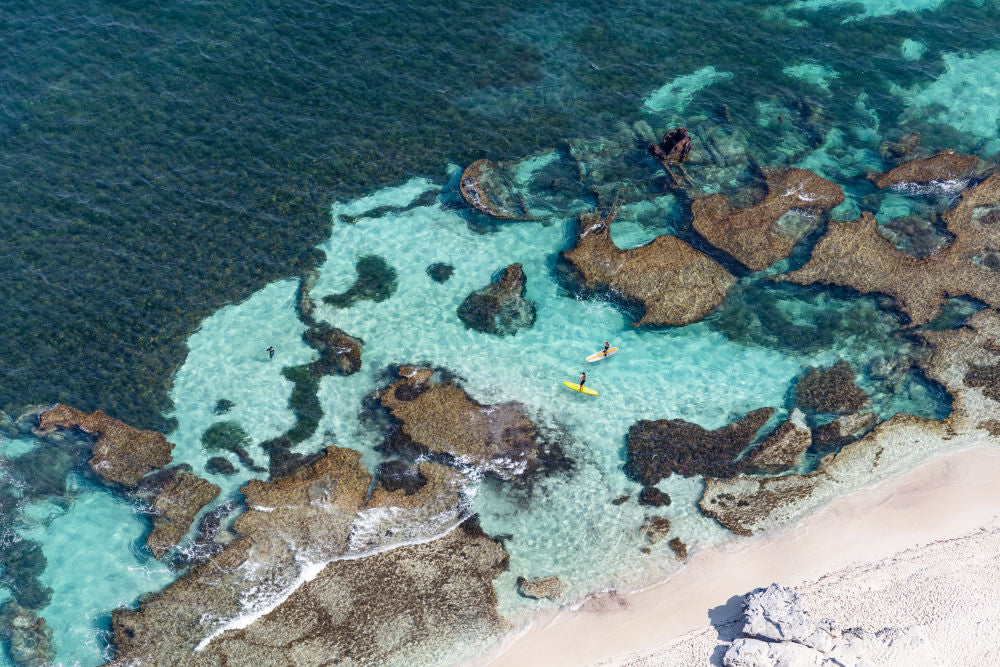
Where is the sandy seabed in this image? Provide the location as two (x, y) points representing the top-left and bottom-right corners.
(477, 445), (1000, 666)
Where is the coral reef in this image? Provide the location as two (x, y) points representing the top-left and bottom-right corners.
(560, 207), (735, 326)
(691, 167), (844, 270)
(457, 264), (537, 336)
(783, 171), (1000, 326)
(624, 407), (775, 486)
(379, 367), (541, 476)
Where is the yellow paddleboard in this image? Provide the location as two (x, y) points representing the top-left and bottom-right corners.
(586, 346), (619, 362)
(564, 381), (599, 396)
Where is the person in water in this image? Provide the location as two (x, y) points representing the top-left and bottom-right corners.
(602, 341), (610, 356)
(579, 371), (586, 387)
(266, 346), (275, 359)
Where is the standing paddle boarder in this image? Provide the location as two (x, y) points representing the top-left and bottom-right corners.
(579, 371), (587, 388)
(601, 341), (610, 357)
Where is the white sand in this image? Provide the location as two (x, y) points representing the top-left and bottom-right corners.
(478, 445), (1000, 666)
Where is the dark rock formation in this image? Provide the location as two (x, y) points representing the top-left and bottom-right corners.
(457, 264), (537, 336)
(794, 361), (868, 414)
(259, 436), (324, 480)
(205, 457), (237, 476)
(964, 363), (1000, 402)
(783, 172), (1000, 326)
(212, 399), (235, 415)
(132, 466), (221, 559)
(744, 410), (811, 473)
(691, 167), (844, 270)
(108, 448), (498, 666)
(303, 323), (363, 376)
(611, 495), (631, 505)
(517, 575), (564, 601)
(637, 486), (672, 507)
(625, 408), (775, 486)
(379, 367), (541, 476)
(641, 516), (671, 545)
(36, 405), (173, 487)
(460, 159), (528, 219)
(426, 262), (454, 283)
(668, 537), (688, 561)
(868, 150), (979, 189)
(0, 601), (54, 667)
(648, 127), (692, 163)
(376, 460), (428, 495)
(561, 207), (736, 326)
(166, 501), (239, 570)
(322, 254), (398, 308)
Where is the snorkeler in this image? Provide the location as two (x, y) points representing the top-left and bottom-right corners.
(267, 346), (275, 359)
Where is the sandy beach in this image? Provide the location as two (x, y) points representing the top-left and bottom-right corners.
(480, 445), (1000, 666)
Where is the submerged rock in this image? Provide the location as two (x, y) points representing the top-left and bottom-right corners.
(322, 254), (398, 308)
(794, 361), (868, 414)
(560, 207), (736, 326)
(379, 367), (541, 476)
(641, 516), (671, 545)
(867, 150), (979, 189)
(878, 130), (921, 161)
(200, 421), (263, 473)
(0, 601), (54, 667)
(783, 172), (1000, 326)
(812, 412), (878, 453)
(460, 159), (528, 219)
(517, 575), (564, 601)
(132, 466), (221, 559)
(303, 323), (363, 376)
(625, 407), (775, 486)
(668, 537), (688, 561)
(212, 399), (235, 415)
(426, 262), (454, 283)
(205, 457), (237, 476)
(36, 405), (173, 487)
(691, 167), (844, 270)
(457, 264), (537, 336)
(745, 410), (811, 474)
(637, 486), (672, 507)
(110, 447), (496, 666)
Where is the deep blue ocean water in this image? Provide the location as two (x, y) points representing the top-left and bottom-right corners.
(2, 0), (1000, 664)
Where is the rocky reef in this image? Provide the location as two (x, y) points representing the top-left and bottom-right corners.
(783, 171), (1000, 326)
(37, 405), (173, 486)
(691, 167), (844, 270)
(722, 583), (925, 666)
(131, 466), (221, 560)
(302, 322), (363, 376)
(460, 159), (529, 219)
(624, 407), (775, 486)
(793, 360), (868, 414)
(108, 447), (505, 666)
(744, 410), (811, 474)
(560, 206), (736, 326)
(322, 254), (398, 308)
(517, 575), (564, 601)
(700, 307), (1000, 536)
(867, 150), (979, 189)
(426, 262), (454, 283)
(0, 602), (54, 667)
(457, 264), (537, 336)
(378, 367), (541, 476)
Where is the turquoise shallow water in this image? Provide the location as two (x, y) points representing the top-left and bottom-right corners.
(2, 0), (1000, 664)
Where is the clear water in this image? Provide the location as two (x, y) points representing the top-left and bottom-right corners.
(2, 0), (1000, 664)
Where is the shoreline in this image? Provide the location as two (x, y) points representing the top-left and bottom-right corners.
(477, 444), (1000, 666)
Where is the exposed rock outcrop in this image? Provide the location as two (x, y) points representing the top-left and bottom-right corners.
(132, 466), (221, 559)
(561, 207), (736, 326)
(625, 407), (775, 486)
(517, 575), (564, 601)
(783, 172), (1000, 326)
(379, 367), (541, 476)
(109, 448), (497, 666)
(460, 159), (528, 219)
(794, 361), (868, 414)
(722, 583), (926, 667)
(691, 167), (844, 270)
(36, 405), (173, 487)
(648, 126), (692, 163)
(457, 264), (537, 336)
(745, 410), (811, 474)
(867, 150), (979, 189)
